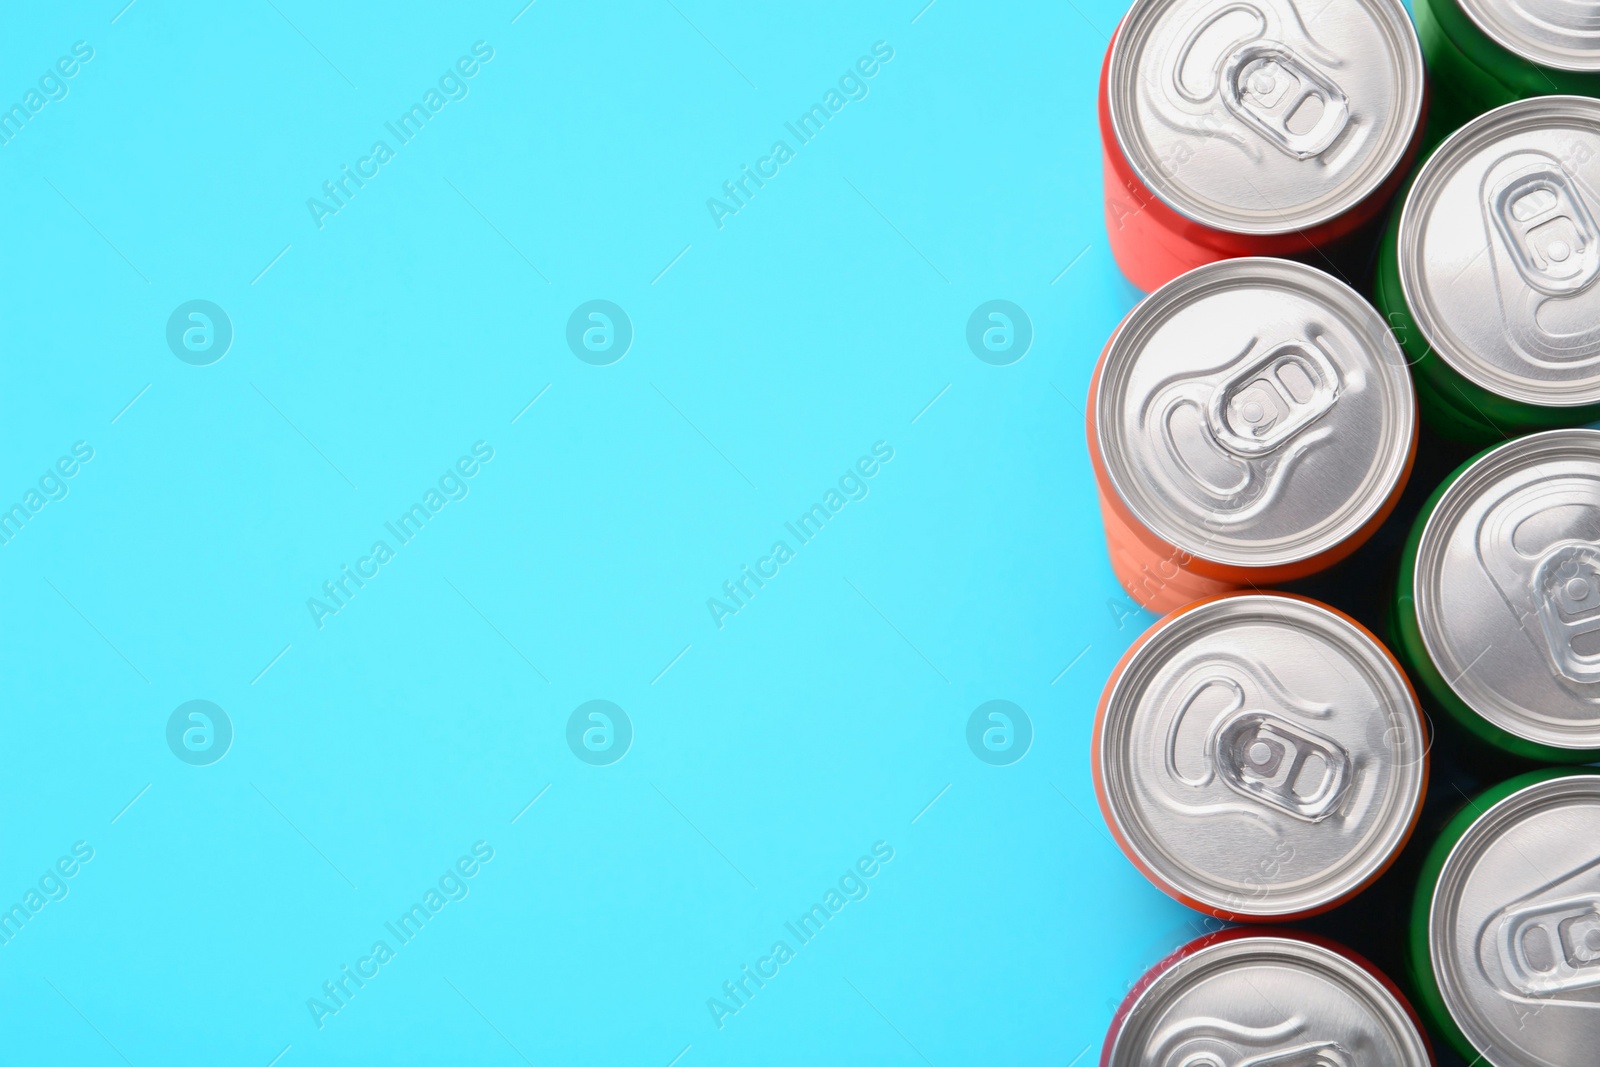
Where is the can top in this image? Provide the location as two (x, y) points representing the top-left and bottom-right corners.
(1095, 258), (1414, 568)
(1104, 934), (1432, 1066)
(1107, 0), (1423, 235)
(1399, 96), (1600, 408)
(1429, 774), (1600, 1067)
(1098, 595), (1426, 917)
(1414, 429), (1600, 751)
(1458, 0), (1600, 72)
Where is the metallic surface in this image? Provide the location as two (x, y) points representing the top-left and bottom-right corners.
(1098, 595), (1426, 917)
(1104, 934), (1432, 1067)
(1399, 96), (1600, 407)
(1107, 0), (1423, 233)
(1429, 774), (1600, 1067)
(1458, 0), (1600, 72)
(1414, 429), (1600, 751)
(1095, 258), (1414, 568)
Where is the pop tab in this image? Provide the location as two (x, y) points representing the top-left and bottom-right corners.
(1494, 894), (1600, 995)
(1147, 335), (1342, 528)
(1162, 0), (1355, 166)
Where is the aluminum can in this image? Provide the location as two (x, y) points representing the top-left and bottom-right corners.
(1410, 769), (1600, 1066)
(1393, 429), (1600, 761)
(1415, 0), (1600, 139)
(1094, 593), (1429, 921)
(1099, 0), (1426, 291)
(1374, 96), (1600, 443)
(1090, 258), (1416, 614)
(1103, 928), (1434, 1067)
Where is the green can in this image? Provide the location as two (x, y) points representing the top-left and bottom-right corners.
(1415, 0), (1600, 140)
(1374, 96), (1600, 444)
(1409, 768), (1600, 1066)
(1393, 429), (1600, 762)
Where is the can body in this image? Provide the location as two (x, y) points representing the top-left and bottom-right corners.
(1409, 769), (1600, 1066)
(1393, 430), (1600, 762)
(1415, 0), (1600, 142)
(1095, 593), (1428, 921)
(1104, 929), (1434, 1067)
(1091, 259), (1416, 613)
(1099, 0), (1426, 292)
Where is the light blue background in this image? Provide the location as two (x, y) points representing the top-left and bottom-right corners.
(0, 1), (1197, 1063)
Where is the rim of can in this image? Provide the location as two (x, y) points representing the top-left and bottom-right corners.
(1106, 0), (1424, 235)
(1414, 427), (1600, 750)
(1428, 772), (1600, 1067)
(1104, 931), (1433, 1066)
(1398, 95), (1600, 407)
(1096, 593), (1427, 918)
(1456, 0), (1600, 73)
(1095, 257), (1416, 568)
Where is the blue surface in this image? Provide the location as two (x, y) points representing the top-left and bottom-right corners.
(0, 1), (1196, 1063)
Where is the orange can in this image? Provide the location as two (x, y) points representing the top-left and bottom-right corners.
(1093, 592), (1429, 922)
(1099, 0), (1427, 292)
(1088, 258), (1416, 614)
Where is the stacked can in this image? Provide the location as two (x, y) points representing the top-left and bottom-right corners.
(1410, 769), (1600, 1066)
(1416, 0), (1600, 138)
(1394, 429), (1600, 762)
(1104, 929), (1433, 1066)
(1094, 593), (1429, 921)
(1375, 97), (1600, 443)
(1090, 258), (1416, 613)
(1099, 0), (1426, 291)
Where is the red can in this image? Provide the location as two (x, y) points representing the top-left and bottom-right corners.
(1100, 0), (1427, 291)
(1103, 929), (1434, 1066)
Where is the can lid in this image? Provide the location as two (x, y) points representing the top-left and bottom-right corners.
(1107, 0), (1423, 235)
(1429, 774), (1600, 1067)
(1105, 934), (1432, 1066)
(1457, 0), (1600, 73)
(1098, 595), (1426, 917)
(1095, 258), (1414, 569)
(1414, 429), (1600, 751)
(1399, 96), (1600, 409)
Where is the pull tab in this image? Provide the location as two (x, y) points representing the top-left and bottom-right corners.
(1206, 340), (1341, 458)
(1221, 43), (1349, 159)
(1496, 895), (1600, 995)
(1239, 1044), (1352, 1067)
(1488, 159), (1600, 297)
(1532, 544), (1600, 683)
(1214, 711), (1351, 822)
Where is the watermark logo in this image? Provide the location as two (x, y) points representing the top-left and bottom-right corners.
(166, 700), (232, 766)
(566, 301), (632, 366)
(166, 300), (233, 366)
(965, 300), (1032, 366)
(566, 700), (632, 765)
(966, 700), (1032, 765)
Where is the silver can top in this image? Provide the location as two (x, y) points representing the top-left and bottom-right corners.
(1414, 429), (1600, 751)
(1399, 96), (1600, 408)
(1458, 0), (1600, 73)
(1429, 773), (1600, 1067)
(1098, 594), (1426, 917)
(1104, 934), (1433, 1067)
(1107, 0), (1423, 234)
(1095, 258), (1414, 569)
